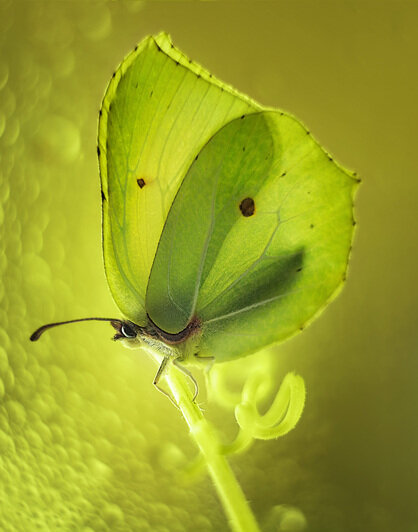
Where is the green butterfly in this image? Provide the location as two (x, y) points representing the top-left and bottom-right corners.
(31, 33), (358, 399)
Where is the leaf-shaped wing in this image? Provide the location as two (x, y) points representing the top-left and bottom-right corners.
(98, 32), (260, 323)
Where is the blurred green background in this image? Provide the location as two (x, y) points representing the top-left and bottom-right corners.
(1, 1), (417, 531)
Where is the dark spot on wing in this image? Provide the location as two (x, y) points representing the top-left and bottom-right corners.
(239, 197), (255, 217)
(101, 190), (106, 202)
(134, 45), (138, 51)
(99, 109), (102, 117)
(281, 171), (286, 177)
(150, 90), (153, 97)
(137, 178), (146, 189)
(112, 71), (116, 78)
(97, 146), (100, 156)
(296, 267), (303, 272)
(310, 223), (314, 229)
(240, 115), (245, 119)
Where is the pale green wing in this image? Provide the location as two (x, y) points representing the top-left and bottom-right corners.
(98, 32), (260, 323)
(146, 111), (359, 361)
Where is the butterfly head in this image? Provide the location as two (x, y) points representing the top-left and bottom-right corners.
(110, 319), (145, 348)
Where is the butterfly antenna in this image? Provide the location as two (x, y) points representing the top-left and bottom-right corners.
(30, 318), (122, 341)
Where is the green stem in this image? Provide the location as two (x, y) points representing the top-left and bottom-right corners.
(163, 357), (261, 532)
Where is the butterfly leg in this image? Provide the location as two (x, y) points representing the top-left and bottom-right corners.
(194, 352), (216, 373)
(153, 356), (179, 408)
(173, 358), (199, 402)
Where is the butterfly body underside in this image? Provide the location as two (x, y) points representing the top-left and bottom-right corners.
(97, 32), (359, 363)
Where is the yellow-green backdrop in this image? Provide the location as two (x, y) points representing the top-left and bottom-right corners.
(0, 2), (417, 531)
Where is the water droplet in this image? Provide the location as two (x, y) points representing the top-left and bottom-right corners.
(25, 428), (44, 450)
(79, 5), (111, 41)
(52, 48), (75, 78)
(6, 399), (27, 427)
(23, 224), (43, 254)
(0, 87), (16, 117)
(0, 61), (9, 90)
(123, 0), (144, 13)
(1, 116), (20, 146)
(0, 327), (11, 351)
(21, 173), (41, 205)
(0, 429), (15, 453)
(35, 115), (80, 163)
(0, 176), (10, 203)
(31, 5), (73, 46)
(0, 111), (6, 138)
(265, 505), (308, 532)
(158, 442), (186, 471)
(48, 366), (68, 392)
(35, 67), (52, 99)
(22, 252), (52, 289)
(87, 458), (112, 479)
(102, 503), (124, 526)
(0, 346), (9, 375)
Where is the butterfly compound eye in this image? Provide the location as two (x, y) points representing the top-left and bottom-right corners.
(121, 323), (137, 338)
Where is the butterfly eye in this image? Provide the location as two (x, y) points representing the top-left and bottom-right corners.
(121, 323), (137, 338)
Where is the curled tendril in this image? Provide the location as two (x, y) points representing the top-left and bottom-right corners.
(235, 371), (306, 440)
(204, 352), (306, 460)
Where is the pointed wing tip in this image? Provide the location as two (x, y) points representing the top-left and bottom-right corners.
(152, 32), (175, 55)
(153, 31), (171, 43)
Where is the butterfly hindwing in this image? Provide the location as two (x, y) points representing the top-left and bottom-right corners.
(147, 111), (358, 361)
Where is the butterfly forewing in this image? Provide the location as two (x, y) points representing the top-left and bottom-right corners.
(99, 32), (260, 324)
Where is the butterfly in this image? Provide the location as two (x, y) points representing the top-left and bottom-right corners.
(31, 32), (358, 400)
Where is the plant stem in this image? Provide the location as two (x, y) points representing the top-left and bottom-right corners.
(164, 359), (261, 532)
